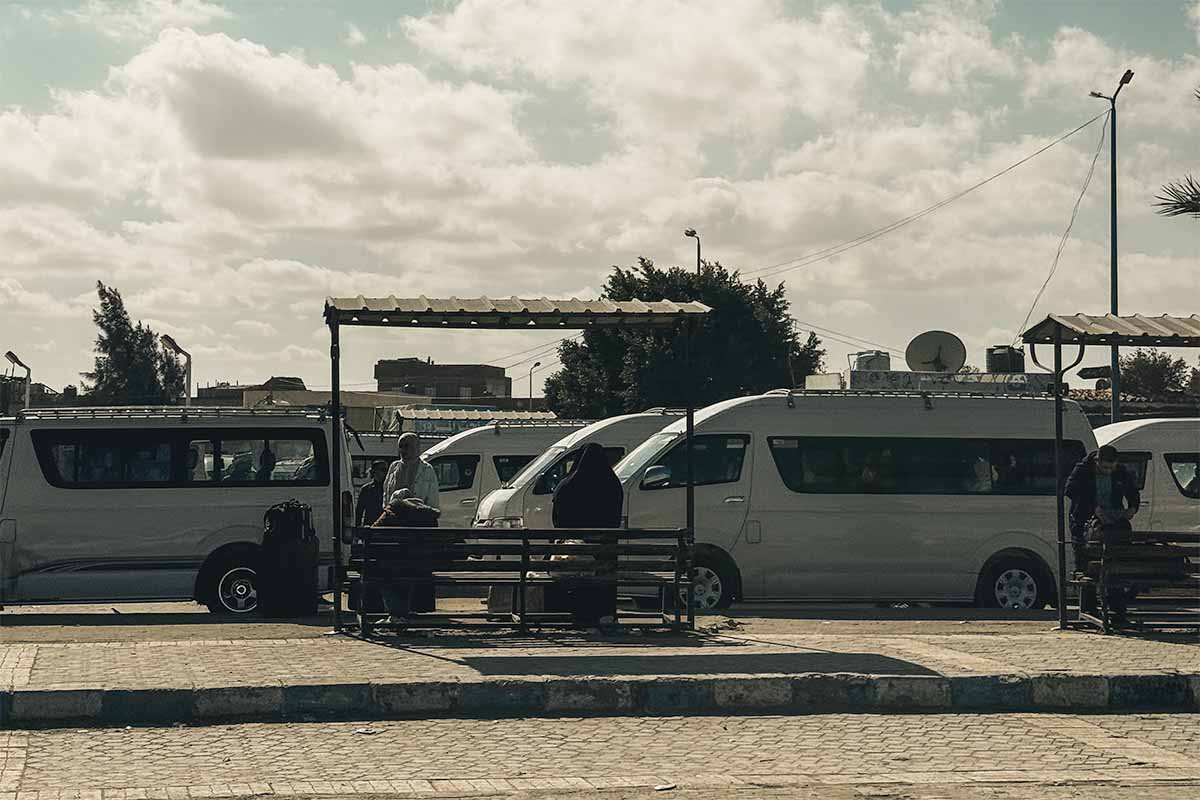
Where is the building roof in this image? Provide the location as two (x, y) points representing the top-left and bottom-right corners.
(1022, 314), (1200, 346)
(324, 296), (711, 328)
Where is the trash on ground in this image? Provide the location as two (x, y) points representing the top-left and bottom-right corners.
(654, 783), (676, 792)
(353, 727), (379, 735)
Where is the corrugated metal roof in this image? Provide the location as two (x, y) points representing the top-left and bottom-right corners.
(324, 296), (711, 327)
(1022, 314), (1200, 346)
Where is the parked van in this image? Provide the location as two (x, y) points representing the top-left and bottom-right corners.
(613, 391), (1097, 611)
(1094, 418), (1199, 532)
(421, 420), (589, 528)
(0, 407), (353, 614)
(474, 410), (683, 530)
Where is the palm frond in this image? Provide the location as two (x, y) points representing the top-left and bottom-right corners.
(1155, 175), (1200, 218)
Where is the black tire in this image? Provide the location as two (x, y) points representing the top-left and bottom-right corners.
(977, 557), (1052, 610)
(671, 551), (737, 612)
(200, 550), (261, 615)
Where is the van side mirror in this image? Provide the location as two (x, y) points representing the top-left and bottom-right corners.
(642, 465), (672, 489)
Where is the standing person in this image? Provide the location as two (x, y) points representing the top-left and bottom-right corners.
(551, 443), (623, 627)
(383, 433), (439, 510)
(379, 433), (440, 621)
(1065, 444), (1141, 618)
(355, 460), (389, 527)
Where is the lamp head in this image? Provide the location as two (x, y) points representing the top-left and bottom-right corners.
(1120, 69), (1134, 86)
(532, 361), (541, 369)
(4, 350), (26, 369)
(160, 334), (181, 353)
(684, 228), (697, 238)
(1088, 91), (1105, 98)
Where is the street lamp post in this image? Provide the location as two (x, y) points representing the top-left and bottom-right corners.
(160, 334), (192, 407)
(684, 228), (701, 275)
(1090, 68), (1133, 424)
(4, 351), (30, 410)
(529, 361), (540, 411)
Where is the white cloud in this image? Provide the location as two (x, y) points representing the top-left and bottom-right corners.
(888, 0), (1019, 95)
(403, 0), (873, 147)
(343, 23), (366, 47)
(232, 320), (280, 338)
(51, 0), (232, 41)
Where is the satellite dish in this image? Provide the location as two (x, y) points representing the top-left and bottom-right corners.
(905, 330), (967, 373)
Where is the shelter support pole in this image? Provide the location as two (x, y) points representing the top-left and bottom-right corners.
(1053, 328), (1067, 630)
(330, 319), (344, 632)
(684, 320), (695, 631)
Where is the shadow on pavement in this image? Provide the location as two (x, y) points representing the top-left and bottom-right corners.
(459, 651), (939, 676)
(720, 604), (1058, 622)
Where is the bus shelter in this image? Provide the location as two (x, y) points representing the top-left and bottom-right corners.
(324, 296), (712, 632)
(1021, 313), (1200, 628)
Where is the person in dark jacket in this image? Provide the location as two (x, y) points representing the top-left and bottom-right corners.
(355, 460), (389, 527)
(1065, 444), (1141, 616)
(551, 443), (624, 626)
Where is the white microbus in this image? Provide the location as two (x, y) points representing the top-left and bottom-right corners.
(1094, 418), (1199, 533)
(421, 421), (589, 528)
(0, 407), (353, 614)
(474, 410), (683, 530)
(614, 390), (1097, 611)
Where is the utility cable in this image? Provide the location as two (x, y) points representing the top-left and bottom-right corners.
(744, 111), (1110, 281)
(1012, 111), (1109, 344)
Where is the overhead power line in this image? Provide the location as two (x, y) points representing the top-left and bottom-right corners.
(1012, 111), (1110, 344)
(743, 111), (1110, 282)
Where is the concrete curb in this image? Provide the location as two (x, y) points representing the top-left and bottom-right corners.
(3, 671), (1198, 727)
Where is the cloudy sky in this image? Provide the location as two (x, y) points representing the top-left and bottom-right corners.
(1, 0), (1197, 398)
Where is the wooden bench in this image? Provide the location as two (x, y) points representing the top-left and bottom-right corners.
(1071, 530), (1200, 633)
(345, 526), (693, 635)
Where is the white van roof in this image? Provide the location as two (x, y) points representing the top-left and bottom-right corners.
(9, 406), (330, 426)
(653, 390), (1092, 437)
(552, 410), (683, 450)
(1095, 417), (1200, 447)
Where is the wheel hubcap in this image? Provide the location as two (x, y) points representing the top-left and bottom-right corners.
(993, 568), (1038, 610)
(681, 566), (724, 611)
(218, 567), (258, 613)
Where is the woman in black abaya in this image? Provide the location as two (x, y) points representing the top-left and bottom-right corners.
(551, 443), (624, 625)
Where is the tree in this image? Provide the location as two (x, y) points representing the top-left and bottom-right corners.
(1118, 348), (1189, 397)
(1188, 358), (1200, 397)
(1154, 88), (1200, 218)
(81, 282), (185, 405)
(544, 259), (824, 418)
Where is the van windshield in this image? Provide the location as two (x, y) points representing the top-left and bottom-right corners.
(615, 432), (679, 482)
(504, 446), (566, 489)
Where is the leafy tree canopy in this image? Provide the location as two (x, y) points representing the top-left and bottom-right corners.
(544, 259), (824, 418)
(1118, 348), (1190, 397)
(81, 281), (185, 405)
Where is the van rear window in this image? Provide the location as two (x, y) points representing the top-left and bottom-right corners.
(768, 437), (1086, 496)
(32, 427), (329, 489)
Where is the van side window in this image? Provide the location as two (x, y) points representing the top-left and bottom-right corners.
(431, 454), (480, 491)
(768, 437), (1085, 496)
(32, 428), (328, 488)
(494, 454), (535, 484)
(1165, 454), (1200, 499)
(1113, 452), (1151, 491)
(534, 447), (624, 495)
(35, 433), (173, 487)
(0, 429), (8, 460)
(640, 435), (750, 490)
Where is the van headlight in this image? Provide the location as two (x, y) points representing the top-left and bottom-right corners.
(481, 517), (524, 529)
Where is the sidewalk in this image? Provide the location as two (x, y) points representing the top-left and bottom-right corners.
(2, 608), (1198, 725)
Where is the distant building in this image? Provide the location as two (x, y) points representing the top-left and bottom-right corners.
(374, 358), (511, 401)
(197, 376), (307, 405)
(1070, 388), (1200, 428)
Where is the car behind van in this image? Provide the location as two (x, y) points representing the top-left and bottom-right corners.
(1094, 418), (1199, 532)
(0, 407), (352, 614)
(421, 420), (589, 528)
(614, 390), (1097, 611)
(474, 410), (683, 530)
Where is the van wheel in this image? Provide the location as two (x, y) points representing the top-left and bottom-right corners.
(202, 554), (261, 615)
(676, 554), (736, 612)
(977, 557), (1050, 610)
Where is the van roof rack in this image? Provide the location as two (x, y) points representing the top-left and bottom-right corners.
(490, 418), (591, 430)
(641, 407), (688, 414)
(767, 389), (1058, 401)
(14, 406), (330, 421)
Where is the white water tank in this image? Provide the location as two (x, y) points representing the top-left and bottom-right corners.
(853, 350), (891, 371)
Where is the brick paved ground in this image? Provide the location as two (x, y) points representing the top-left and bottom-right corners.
(4, 629), (1196, 693)
(0, 713), (1197, 797)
